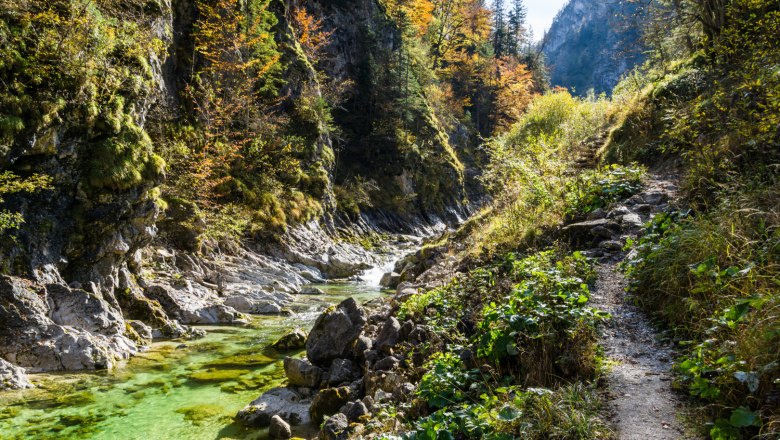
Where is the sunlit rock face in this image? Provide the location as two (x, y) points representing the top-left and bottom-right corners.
(543, 0), (646, 95)
(0, 276), (138, 372)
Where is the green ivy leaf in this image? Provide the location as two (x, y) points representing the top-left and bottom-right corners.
(497, 405), (521, 422)
(729, 407), (760, 428)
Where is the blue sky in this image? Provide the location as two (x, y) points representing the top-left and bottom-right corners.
(525, 0), (569, 38)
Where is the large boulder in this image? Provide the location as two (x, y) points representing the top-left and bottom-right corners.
(284, 357), (323, 388)
(236, 387), (312, 427)
(561, 218), (621, 246)
(0, 358), (33, 390)
(0, 276), (137, 372)
(46, 284), (125, 335)
(306, 298), (366, 366)
(144, 284), (245, 324)
(374, 317), (400, 353)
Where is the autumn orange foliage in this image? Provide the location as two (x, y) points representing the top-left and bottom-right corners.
(186, 0), (281, 203)
(386, 0), (435, 36)
(493, 56), (534, 130)
(291, 6), (333, 59)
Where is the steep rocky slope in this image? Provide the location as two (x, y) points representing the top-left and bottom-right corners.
(542, 0), (645, 94)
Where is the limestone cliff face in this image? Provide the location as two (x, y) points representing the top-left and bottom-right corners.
(0, 0), (172, 293)
(542, 0), (646, 95)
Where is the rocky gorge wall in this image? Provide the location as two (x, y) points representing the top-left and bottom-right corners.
(542, 0), (646, 94)
(0, 0), (478, 389)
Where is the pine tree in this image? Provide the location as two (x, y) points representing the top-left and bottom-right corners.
(507, 0), (527, 56)
(491, 0), (507, 57)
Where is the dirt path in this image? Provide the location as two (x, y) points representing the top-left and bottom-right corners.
(592, 263), (687, 439)
(577, 175), (691, 439)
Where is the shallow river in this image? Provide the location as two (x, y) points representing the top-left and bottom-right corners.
(0, 283), (385, 440)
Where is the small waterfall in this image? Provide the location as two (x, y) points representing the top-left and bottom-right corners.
(360, 257), (398, 287)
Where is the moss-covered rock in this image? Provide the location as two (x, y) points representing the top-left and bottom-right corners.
(309, 386), (351, 424)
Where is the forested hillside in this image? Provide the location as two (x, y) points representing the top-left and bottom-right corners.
(0, 0), (540, 287)
(0, 0), (778, 439)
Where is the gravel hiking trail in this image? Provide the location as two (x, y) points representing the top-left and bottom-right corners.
(583, 175), (695, 439)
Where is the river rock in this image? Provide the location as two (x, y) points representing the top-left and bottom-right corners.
(284, 357), (323, 388)
(272, 328), (307, 350)
(643, 190), (669, 205)
(621, 213), (644, 229)
(562, 218), (621, 245)
(319, 413), (349, 440)
(607, 206), (632, 218)
(306, 298), (366, 366)
(300, 286), (325, 295)
(379, 272), (401, 288)
(0, 358), (33, 390)
(310, 386), (352, 424)
(46, 284), (126, 335)
(325, 359), (358, 386)
(346, 400), (369, 422)
(144, 284), (245, 324)
(294, 264), (326, 283)
(268, 222), (373, 279)
(374, 356), (399, 371)
(224, 296), (284, 315)
(351, 335), (372, 361)
(237, 387), (311, 427)
(375, 317), (400, 353)
(269, 415), (292, 439)
(128, 320), (153, 341)
(599, 240), (625, 251)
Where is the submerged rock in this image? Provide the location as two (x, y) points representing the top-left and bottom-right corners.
(0, 358), (33, 390)
(272, 328), (307, 350)
(306, 298), (366, 366)
(237, 387), (311, 427)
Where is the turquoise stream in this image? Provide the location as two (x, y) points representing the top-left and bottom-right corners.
(0, 283), (384, 440)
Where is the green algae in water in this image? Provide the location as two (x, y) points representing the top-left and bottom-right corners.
(188, 368), (252, 383)
(0, 281), (387, 439)
(200, 353), (275, 369)
(176, 404), (233, 426)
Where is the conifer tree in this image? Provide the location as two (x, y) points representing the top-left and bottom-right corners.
(491, 0), (507, 57)
(507, 0), (527, 56)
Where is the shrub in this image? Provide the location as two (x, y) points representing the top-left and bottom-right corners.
(399, 383), (611, 440)
(477, 251), (606, 383)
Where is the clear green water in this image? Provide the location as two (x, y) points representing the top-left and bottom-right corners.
(0, 283), (384, 440)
